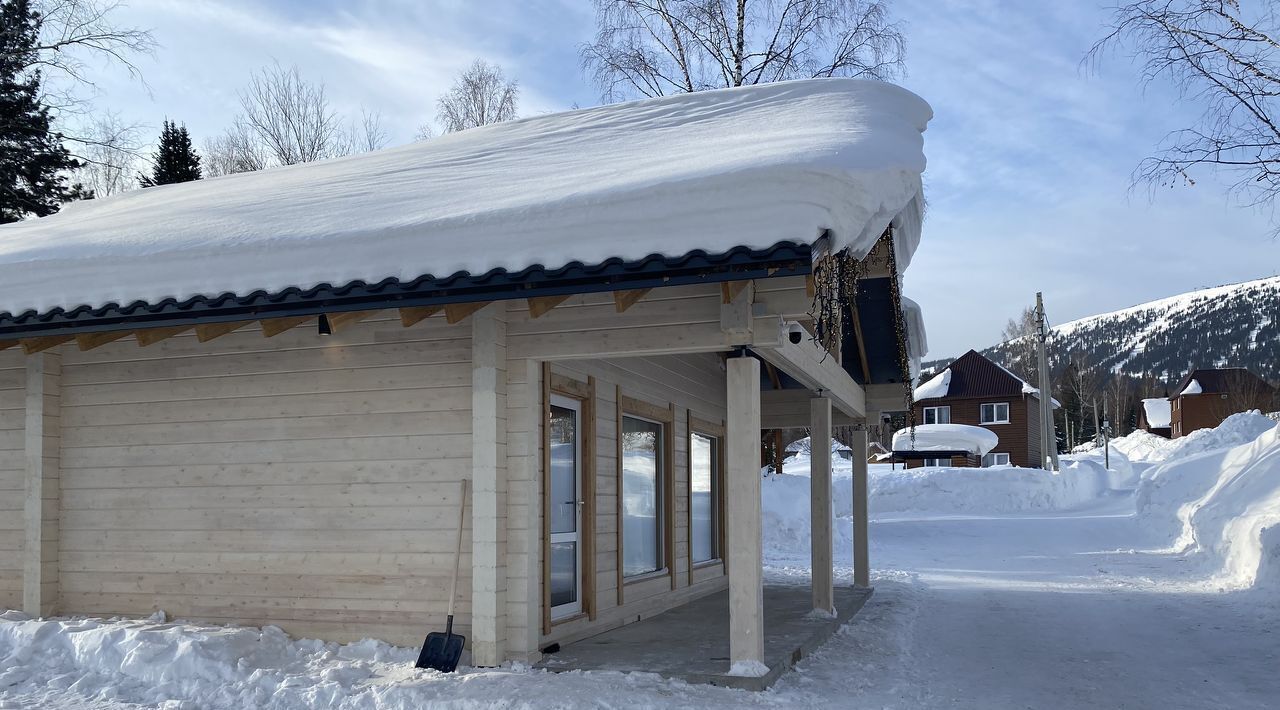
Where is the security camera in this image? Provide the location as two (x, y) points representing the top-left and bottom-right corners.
(787, 322), (805, 345)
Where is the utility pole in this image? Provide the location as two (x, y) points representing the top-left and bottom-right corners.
(1035, 293), (1060, 471)
(1102, 400), (1111, 470)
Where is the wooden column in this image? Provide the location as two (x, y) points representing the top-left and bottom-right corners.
(851, 427), (870, 588)
(809, 396), (834, 615)
(471, 304), (507, 665)
(726, 356), (764, 673)
(23, 352), (60, 617)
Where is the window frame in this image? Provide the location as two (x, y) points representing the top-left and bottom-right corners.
(922, 457), (947, 467)
(616, 392), (676, 602)
(980, 402), (1011, 425)
(922, 405), (951, 425)
(542, 367), (597, 633)
(982, 452), (1011, 467)
(688, 415), (726, 572)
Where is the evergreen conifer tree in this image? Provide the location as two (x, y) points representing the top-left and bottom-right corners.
(0, 0), (88, 223)
(140, 120), (202, 187)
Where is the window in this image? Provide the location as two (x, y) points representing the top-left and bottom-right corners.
(923, 406), (951, 424)
(922, 457), (947, 467)
(690, 432), (719, 564)
(982, 452), (1011, 467)
(980, 402), (1010, 424)
(622, 416), (664, 577)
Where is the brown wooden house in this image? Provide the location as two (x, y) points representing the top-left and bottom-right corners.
(911, 350), (1056, 469)
(1169, 368), (1276, 438)
(1138, 397), (1172, 439)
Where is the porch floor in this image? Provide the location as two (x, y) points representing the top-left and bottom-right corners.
(535, 584), (874, 691)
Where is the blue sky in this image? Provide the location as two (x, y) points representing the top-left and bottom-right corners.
(88, 0), (1280, 358)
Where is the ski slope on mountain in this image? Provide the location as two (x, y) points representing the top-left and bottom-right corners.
(958, 275), (1280, 382)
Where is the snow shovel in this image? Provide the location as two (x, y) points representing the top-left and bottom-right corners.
(415, 479), (468, 672)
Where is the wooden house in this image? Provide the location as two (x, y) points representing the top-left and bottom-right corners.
(1169, 368), (1276, 438)
(910, 350), (1056, 468)
(1138, 397), (1172, 439)
(0, 79), (931, 678)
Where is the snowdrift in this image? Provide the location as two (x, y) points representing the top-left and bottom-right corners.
(1103, 411), (1276, 465)
(762, 451), (1126, 560)
(1137, 422), (1280, 590)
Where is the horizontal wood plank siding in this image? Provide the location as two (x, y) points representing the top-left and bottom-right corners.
(54, 315), (473, 646)
(0, 350), (22, 609)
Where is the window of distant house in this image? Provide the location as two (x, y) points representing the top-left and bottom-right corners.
(622, 415), (665, 577)
(982, 452), (1010, 467)
(980, 402), (1010, 424)
(690, 432), (719, 564)
(923, 406), (951, 425)
(922, 457), (947, 467)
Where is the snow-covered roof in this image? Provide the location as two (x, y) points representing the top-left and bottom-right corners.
(914, 368), (951, 400)
(891, 424), (998, 456)
(992, 361), (1061, 408)
(1142, 398), (1172, 428)
(1181, 379), (1204, 396)
(0, 79), (931, 319)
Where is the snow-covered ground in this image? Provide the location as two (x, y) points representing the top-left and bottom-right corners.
(5, 417), (1280, 709)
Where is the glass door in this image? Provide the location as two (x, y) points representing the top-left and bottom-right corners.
(549, 395), (583, 619)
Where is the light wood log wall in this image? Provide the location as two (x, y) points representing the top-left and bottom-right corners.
(533, 352), (730, 650)
(0, 350), (23, 610)
(50, 314), (473, 646)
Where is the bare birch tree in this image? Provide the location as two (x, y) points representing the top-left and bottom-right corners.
(344, 108), (389, 153)
(1089, 1), (1280, 213)
(436, 59), (519, 132)
(237, 63), (346, 165)
(999, 306), (1040, 382)
(202, 122), (269, 177)
(581, 0), (906, 101)
(73, 112), (142, 197)
(19, 0), (155, 105)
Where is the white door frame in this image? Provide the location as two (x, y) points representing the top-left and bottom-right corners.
(549, 394), (584, 620)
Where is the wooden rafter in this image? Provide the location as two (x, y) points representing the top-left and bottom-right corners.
(613, 288), (650, 313)
(0, 340), (15, 352)
(445, 302), (489, 325)
(849, 300), (872, 383)
(21, 335), (74, 355)
(805, 275), (815, 298)
(326, 310), (379, 334)
(196, 321), (251, 343)
(720, 280), (751, 304)
(260, 316), (311, 338)
(399, 306), (441, 328)
(75, 331), (131, 351)
(527, 294), (570, 319)
(136, 325), (193, 347)
(764, 361), (783, 390)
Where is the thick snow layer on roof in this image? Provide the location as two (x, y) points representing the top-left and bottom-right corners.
(1181, 379), (1204, 396)
(1142, 397), (1172, 428)
(914, 368), (950, 400)
(0, 78), (930, 317)
(892, 423), (998, 456)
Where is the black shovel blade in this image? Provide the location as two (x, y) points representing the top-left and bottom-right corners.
(415, 631), (465, 672)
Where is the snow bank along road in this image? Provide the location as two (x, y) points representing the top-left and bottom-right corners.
(3, 417), (1280, 708)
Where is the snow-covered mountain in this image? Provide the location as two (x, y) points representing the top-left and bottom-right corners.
(929, 276), (1280, 384)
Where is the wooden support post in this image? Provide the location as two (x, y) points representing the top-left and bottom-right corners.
(23, 352), (60, 617)
(810, 396), (834, 616)
(471, 303), (507, 665)
(726, 356), (765, 673)
(852, 427), (870, 588)
(612, 288), (651, 313)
